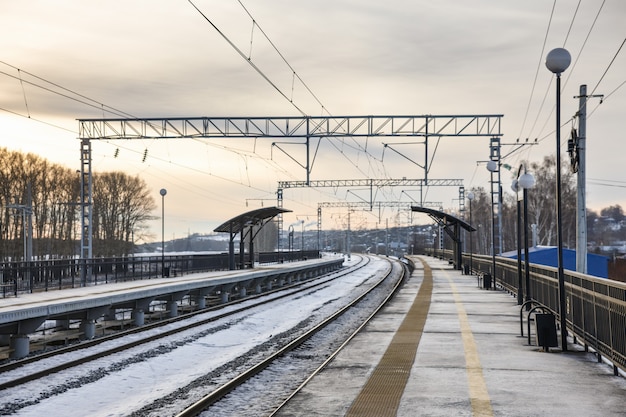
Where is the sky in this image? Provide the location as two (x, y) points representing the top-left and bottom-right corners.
(1, 0), (625, 243)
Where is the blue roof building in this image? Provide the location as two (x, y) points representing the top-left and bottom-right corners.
(501, 246), (609, 278)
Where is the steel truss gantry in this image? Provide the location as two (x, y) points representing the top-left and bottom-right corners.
(79, 115), (503, 141)
(317, 201), (443, 209)
(79, 115), (502, 186)
(277, 178), (463, 252)
(278, 178), (462, 212)
(77, 114), (502, 268)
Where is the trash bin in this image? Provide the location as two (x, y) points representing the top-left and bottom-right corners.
(463, 264), (470, 275)
(535, 313), (558, 350)
(483, 273), (492, 289)
(163, 267), (170, 278)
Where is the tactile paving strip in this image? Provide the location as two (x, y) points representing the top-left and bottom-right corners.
(346, 258), (432, 417)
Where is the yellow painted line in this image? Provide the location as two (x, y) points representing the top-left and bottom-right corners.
(443, 268), (494, 417)
(346, 257), (432, 417)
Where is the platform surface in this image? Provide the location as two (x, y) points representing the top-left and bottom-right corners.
(277, 256), (626, 417)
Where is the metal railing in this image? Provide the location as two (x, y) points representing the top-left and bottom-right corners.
(425, 248), (626, 376)
(0, 250), (320, 297)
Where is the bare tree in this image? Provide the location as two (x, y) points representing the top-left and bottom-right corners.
(92, 172), (156, 256)
(0, 147), (155, 260)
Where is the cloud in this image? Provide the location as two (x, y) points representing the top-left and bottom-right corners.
(1, 0), (625, 240)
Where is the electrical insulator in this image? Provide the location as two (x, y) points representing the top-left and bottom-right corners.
(569, 128), (578, 173)
(142, 148), (148, 162)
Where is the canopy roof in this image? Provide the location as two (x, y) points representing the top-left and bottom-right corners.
(411, 206), (475, 232)
(213, 206), (292, 234)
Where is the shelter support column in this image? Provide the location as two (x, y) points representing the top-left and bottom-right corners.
(10, 334), (30, 359)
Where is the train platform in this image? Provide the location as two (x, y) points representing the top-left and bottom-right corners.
(277, 255), (626, 417)
(0, 256), (345, 359)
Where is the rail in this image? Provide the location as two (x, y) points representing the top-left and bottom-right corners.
(176, 256), (411, 416)
(425, 248), (626, 376)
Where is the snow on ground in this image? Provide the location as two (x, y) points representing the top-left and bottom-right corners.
(1, 255), (388, 417)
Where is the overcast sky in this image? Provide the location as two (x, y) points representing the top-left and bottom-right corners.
(1, 0), (625, 243)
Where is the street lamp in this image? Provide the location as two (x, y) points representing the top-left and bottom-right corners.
(160, 188), (167, 277)
(512, 166), (536, 306)
(288, 225), (294, 252)
(546, 47), (571, 351)
(467, 191), (475, 275)
(432, 232), (437, 258)
(301, 219), (305, 253)
(486, 160), (498, 290)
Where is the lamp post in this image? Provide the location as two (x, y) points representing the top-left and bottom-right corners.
(486, 159), (498, 290)
(512, 166), (536, 306)
(546, 47), (571, 351)
(288, 225), (294, 252)
(467, 191), (475, 275)
(300, 220), (305, 253)
(432, 232), (437, 258)
(159, 188), (167, 277)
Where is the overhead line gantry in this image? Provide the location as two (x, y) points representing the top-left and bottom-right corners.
(77, 114), (503, 272)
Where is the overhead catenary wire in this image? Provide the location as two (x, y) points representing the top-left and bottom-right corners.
(590, 37), (625, 96)
(561, 0), (607, 92)
(511, 0), (616, 163)
(236, 0), (330, 117)
(562, 0), (582, 46)
(17, 69), (31, 118)
(236, 0), (384, 181)
(0, 61), (136, 119)
(516, 0), (557, 140)
(0, 58), (382, 214)
(0, 105), (76, 134)
(188, 0), (383, 183)
(0, 62), (298, 201)
(187, 0), (306, 116)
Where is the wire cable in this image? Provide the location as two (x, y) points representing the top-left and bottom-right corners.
(0, 105), (76, 133)
(0, 61), (136, 119)
(590, 37), (625, 96)
(561, 0), (606, 92)
(236, 0), (330, 117)
(516, 0), (557, 140)
(187, 0), (306, 116)
(562, 0), (582, 46)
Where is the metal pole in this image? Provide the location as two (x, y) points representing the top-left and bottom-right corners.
(162, 194), (165, 275)
(160, 188), (167, 277)
(576, 84), (588, 274)
(516, 196), (523, 305)
(347, 211), (351, 260)
(469, 198), (473, 274)
(490, 170), (497, 289)
(555, 73), (568, 351)
(523, 187), (531, 309)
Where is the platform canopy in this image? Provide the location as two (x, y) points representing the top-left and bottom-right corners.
(411, 206), (475, 232)
(214, 206), (292, 270)
(411, 206), (475, 270)
(214, 206), (292, 234)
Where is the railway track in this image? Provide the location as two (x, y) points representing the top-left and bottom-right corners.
(1, 257), (366, 364)
(0, 255), (370, 391)
(0, 255), (410, 416)
(172, 256), (411, 417)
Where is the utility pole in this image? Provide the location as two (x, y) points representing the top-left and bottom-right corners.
(573, 85), (603, 274)
(7, 184), (33, 292)
(7, 185), (33, 262)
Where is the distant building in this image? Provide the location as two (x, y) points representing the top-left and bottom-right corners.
(501, 246), (609, 279)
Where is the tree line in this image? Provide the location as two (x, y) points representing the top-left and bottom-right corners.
(2, 146), (622, 261)
(0, 147), (156, 260)
(462, 155), (624, 256)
